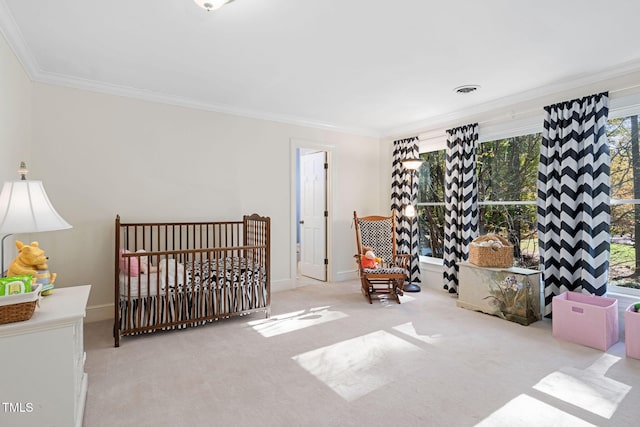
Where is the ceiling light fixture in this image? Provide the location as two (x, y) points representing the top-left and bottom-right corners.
(193, 0), (234, 12)
(454, 85), (480, 94)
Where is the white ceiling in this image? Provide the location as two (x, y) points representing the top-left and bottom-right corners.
(2, 0), (640, 137)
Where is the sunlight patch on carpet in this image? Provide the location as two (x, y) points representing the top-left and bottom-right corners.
(292, 330), (423, 401)
(248, 306), (347, 338)
(365, 293), (416, 307)
(476, 394), (597, 426)
(532, 353), (631, 419)
(392, 322), (442, 344)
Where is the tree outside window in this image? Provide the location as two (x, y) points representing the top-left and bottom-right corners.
(416, 150), (445, 259)
(609, 114), (640, 290)
(417, 134), (541, 269)
(477, 134), (540, 269)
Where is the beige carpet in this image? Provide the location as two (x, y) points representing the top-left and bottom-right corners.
(83, 280), (640, 427)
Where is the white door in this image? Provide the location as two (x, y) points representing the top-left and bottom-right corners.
(300, 151), (327, 281)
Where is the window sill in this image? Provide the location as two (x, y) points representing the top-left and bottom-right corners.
(419, 257), (443, 274)
(419, 256), (443, 266)
(607, 284), (640, 299)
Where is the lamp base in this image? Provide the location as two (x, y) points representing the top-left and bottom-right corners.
(403, 282), (421, 293)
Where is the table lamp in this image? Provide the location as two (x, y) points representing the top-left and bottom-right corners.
(0, 162), (72, 276)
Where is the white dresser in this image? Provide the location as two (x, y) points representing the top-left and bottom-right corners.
(0, 285), (91, 427)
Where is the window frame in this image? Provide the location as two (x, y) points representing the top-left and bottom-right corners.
(606, 113), (640, 295)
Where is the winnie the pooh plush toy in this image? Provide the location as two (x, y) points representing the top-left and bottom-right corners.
(7, 241), (56, 295)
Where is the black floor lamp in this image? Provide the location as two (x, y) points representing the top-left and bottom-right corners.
(401, 156), (424, 293)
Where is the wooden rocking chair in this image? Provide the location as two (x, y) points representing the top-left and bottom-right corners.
(353, 211), (410, 304)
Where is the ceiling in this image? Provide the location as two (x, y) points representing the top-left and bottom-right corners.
(2, 0), (640, 137)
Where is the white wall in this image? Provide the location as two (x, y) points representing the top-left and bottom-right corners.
(0, 31), (30, 179)
(26, 83), (382, 318)
(0, 32), (31, 271)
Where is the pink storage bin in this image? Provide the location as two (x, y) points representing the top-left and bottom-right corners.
(552, 291), (618, 351)
(625, 304), (640, 359)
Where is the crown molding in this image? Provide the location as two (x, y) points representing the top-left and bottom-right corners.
(0, 0), (381, 139)
(0, 0), (41, 78)
(384, 58), (640, 139)
(36, 70), (382, 137)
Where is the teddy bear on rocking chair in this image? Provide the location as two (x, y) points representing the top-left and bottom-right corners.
(359, 246), (382, 269)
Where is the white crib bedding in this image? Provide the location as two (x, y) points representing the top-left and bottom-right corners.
(119, 257), (266, 298)
(119, 259), (184, 297)
(119, 274), (162, 297)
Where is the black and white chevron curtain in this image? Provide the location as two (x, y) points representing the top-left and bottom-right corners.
(538, 92), (610, 317)
(443, 124), (479, 293)
(391, 137), (421, 284)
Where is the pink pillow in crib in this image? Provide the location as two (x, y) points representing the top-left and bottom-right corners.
(119, 249), (139, 277)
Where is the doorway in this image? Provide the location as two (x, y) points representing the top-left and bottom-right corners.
(291, 140), (332, 283)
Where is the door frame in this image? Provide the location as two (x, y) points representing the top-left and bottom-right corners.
(290, 138), (333, 283)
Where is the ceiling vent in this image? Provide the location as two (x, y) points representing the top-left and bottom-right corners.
(454, 85), (480, 94)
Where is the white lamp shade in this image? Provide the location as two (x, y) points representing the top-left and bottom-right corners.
(404, 204), (416, 218)
(401, 157), (425, 171)
(0, 180), (72, 234)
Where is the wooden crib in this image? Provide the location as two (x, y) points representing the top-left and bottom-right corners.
(114, 214), (270, 347)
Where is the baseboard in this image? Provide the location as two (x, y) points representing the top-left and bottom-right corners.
(335, 269), (358, 282)
(85, 303), (114, 323)
(271, 278), (296, 292)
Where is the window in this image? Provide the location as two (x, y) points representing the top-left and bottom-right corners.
(416, 150), (445, 259)
(609, 114), (640, 291)
(416, 113), (640, 292)
(416, 133), (541, 269)
(476, 134), (541, 269)
(414, 93), (640, 296)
